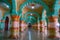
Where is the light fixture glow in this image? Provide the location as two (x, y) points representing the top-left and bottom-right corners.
(31, 14), (32, 15)
(4, 3), (9, 8)
(0, 2), (9, 9)
(31, 6), (35, 9)
(6, 5), (9, 8)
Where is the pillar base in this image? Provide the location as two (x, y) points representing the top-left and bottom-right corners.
(48, 35), (60, 38)
(48, 27), (60, 38)
(9, 34), (19, 39)
(48, 36), (56, 38)
(40, 27), (44, 32)
(40, 21), (45, 32)
(55, 32), (60, 38)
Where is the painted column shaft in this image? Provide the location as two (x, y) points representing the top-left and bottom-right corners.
(40, 9), (47, 33)
(21, 21), (24, 32)
(40, 21), (45, 32)
(12, 0), (17, 15)
(10, 16), (20, 39)
(21, 21), (27, 32)
(10, 0), (19, 39)
(48, 16), (60, 38)
(37, 18), (40, 30)
(38, 23), (40, 30)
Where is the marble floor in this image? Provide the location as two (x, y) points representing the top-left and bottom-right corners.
(0, 28), (60, 40)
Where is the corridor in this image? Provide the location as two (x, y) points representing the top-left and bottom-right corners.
(0, 0), (60, 40)
(0, 28), (60, 40)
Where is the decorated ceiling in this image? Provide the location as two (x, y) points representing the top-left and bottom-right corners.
(0, 0), (60, 24)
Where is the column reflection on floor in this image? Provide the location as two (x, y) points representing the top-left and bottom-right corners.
(20, 29), (28, 40)
(0, 28), (60, 40)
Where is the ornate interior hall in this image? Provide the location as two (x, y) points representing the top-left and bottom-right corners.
(0, 0), (60, 40)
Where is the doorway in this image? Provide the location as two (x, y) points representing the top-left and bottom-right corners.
(4, 16), (9, 31)
(28, 23), (32, 28)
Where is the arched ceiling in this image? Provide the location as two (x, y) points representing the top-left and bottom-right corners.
(0, 0), (57, 24)
(0, 0), (55, 11)
(22, 5), (43, 15)
(0, 0), (54, 11)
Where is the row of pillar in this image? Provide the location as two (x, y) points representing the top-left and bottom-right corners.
(36, 16), (60, 38)
(2, 15), (59, 39)
(9, 0), (60, 39)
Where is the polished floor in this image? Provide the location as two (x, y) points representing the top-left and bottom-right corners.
(0, 28), (60, 40)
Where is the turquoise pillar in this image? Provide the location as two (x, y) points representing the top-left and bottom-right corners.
(9, 0), (20, 39)
(53, 0), (60, 23)
(53, 0), (60, 16)
(47, 0), (60, 38)
(41, 10), (46, 21)
(11, 0), (17, 15)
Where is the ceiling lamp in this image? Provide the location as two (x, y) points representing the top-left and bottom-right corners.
(31, 13), (33, 15)
(4, 3), (9, 8)
(31, 6), (35, 9)
(0, 2), (9, 9)
(30, 4), (35, 9)
(27, 3), (41, 9)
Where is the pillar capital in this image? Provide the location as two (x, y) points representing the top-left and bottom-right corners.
(40, 21), (45, 25)
(11, 15), (20, 21)
(48, 16), (58, 22)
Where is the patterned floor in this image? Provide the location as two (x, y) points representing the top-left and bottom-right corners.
(0, 28), (60, 40)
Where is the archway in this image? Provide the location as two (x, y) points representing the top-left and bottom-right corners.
(19, 0), (50, 28)
(19, 0), (50, 17)
(19, 0), (49, 11)
(23, 11), (40, 24)
(18, 0), (50, 31)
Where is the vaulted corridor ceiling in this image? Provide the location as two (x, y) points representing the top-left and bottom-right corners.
(0, 0), (60, 39)
(0, 0), (60, 24)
